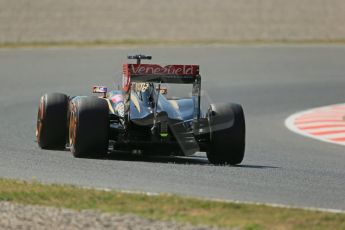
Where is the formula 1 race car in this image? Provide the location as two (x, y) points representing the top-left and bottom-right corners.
(36, 55), (245, 165)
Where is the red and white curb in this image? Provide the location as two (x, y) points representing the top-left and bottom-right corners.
(285, 103), (345, 146)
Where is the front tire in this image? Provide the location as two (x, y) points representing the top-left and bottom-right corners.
(69, 97), (109, 158)
(36, 93), (68, 149)
(206, 103), (245, 165)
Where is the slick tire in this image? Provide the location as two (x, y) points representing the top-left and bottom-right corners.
(69, 97), (109, 158)
(206, 103), (245, 165)
(36, 93), (68, 149)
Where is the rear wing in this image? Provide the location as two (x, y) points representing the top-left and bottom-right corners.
(123, 64), (200, 91)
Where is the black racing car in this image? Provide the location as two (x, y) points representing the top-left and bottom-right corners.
(36, 55), (245, 165)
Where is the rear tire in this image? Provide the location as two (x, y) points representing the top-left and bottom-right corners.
(36, 93), (68, 149)
(69, 97), (109, 158)
(206, 103), (245, 165)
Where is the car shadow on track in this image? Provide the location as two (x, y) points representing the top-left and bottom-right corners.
(232, 164), (279, 169)
(103, 150), (279, 169)
(54, 147), (278, 169)
(36, 142), (278, 169)
(106, 151), (210, 165)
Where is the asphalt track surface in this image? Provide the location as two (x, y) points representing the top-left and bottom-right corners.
(0, 46), (345, 211)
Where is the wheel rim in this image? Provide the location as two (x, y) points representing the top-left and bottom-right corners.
(36, 96), (45, 143)
(207, 107), (214, 141)
(69, 105), (77, 148)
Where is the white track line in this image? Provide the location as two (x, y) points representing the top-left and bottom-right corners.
(83, 186), (345, 213)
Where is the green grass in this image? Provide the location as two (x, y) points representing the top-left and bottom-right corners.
(0, 178), (345, 229)
(1, 39), (345, 49)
